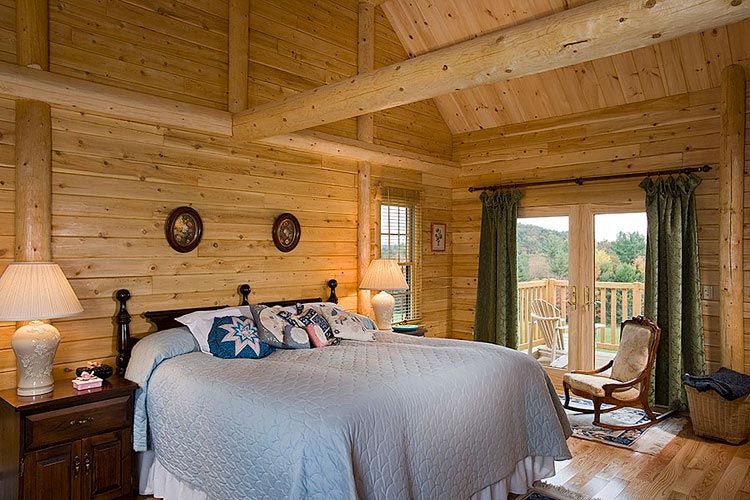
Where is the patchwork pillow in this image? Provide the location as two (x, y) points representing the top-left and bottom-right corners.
(176, 306), (244, 353)
(208, 316), (275, 359)
(249, 304), (310, 349)
(318, 308), (376, 342)
(295, 307), (336, 342)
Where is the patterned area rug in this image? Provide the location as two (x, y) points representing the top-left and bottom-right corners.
(559, 395), (687, 455)
(519, 481), (598, 500)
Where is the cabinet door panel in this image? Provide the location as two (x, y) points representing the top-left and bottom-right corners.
(24, 441), (81, 500)
(82, 431), (131, 500)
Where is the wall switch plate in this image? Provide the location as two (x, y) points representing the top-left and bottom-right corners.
(702, 285), (713, 300)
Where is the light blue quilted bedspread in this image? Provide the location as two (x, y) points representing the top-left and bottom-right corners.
(126, 327), (571, 500)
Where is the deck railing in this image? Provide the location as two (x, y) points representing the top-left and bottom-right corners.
(518, 279), (644, 352)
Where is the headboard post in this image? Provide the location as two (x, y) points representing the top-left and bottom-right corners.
(239, 284), (251, 305)
(327, 279), (339, 304)
(115, 289), (132, 376)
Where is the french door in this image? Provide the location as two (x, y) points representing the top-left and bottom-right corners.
(517, 201), (646, 377)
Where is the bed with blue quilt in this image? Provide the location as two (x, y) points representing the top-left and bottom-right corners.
(116, 282), (571, 500)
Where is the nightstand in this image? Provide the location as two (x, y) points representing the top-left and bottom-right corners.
(394, 327), (427, 337)
(0, 376), (137, 500)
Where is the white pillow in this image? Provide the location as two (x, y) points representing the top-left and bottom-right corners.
(316, 305), (376, 342)
(176, 307), (243, 353)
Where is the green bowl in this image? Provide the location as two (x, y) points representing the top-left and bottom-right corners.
(392, 325), (419, 332)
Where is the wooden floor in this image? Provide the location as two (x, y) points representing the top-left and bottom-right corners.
(516, 419), (750, 500)
(138, 419), (750, 500)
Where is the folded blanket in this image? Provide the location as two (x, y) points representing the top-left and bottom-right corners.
(682, 368), (750, 401)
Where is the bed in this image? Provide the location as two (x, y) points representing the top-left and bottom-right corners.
(116, 281), (571, 500)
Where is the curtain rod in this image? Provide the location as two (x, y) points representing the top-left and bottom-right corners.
(467, 165), (713, 193)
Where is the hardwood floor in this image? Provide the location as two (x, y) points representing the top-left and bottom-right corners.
(521, 419), (750, 500)
(138, 419), (750, 500)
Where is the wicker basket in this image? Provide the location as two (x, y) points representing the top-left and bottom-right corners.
(685, 385), (750, 444)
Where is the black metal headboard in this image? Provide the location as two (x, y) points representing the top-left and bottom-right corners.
(115, 279), (339, 375)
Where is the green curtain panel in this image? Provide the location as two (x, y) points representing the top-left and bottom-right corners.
(474, 190), (522, 348)
(640, 174), (705, 410)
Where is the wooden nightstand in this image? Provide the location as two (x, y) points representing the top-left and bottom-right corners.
(0, 377), (138, 500)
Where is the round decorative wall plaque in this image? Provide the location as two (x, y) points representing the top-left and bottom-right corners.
(165, 206), (203, 253)
(272, 213), (301, 252)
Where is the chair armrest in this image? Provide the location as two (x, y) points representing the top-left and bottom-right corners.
(602, 370), (649, 396)
(571, 360), (613, 375)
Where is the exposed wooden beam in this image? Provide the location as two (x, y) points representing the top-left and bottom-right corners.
(234, 0), (750, 141)
(16, 0), (51, 262)
(719, 64), (745, 372)
(228, 0), (249, 113)
(0, 61), (233, 136)
(0, 62), (456, 174)
(357, 0), (375, 316)
(257, 131), (460, 177)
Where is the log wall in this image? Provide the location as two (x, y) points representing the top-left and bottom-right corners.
(452, 87), (750, 373)
(0, 0), (454, 390)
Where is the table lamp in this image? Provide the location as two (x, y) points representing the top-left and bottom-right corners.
(359, 259), (409, 330)
(0, 262), (83, 396)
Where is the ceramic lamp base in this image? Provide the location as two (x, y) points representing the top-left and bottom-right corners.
(371, 290), (396, 330)
(12, 320), (60, 396)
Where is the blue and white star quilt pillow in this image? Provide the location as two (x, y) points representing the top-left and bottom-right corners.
(207, 316), (275, 359)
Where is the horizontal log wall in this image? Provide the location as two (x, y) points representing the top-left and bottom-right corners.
(452, 87), (750, 373)
(0, 0), (454, 390)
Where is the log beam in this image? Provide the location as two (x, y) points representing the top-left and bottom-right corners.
(0, 62), (457, 174)
(228, 0), (249, 113)
(357, 0), (375, 316)
(233, 0), (750, 141)
(719, 64), (746, 371)
(0, 61), (233, 136)
(257, 131), (460, 177)
(15, 0), (51, 262)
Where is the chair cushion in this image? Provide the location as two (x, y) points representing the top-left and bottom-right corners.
(611, 322), (653, 382)
(563, 373), (640, 401)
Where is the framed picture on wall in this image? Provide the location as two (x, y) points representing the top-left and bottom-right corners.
(431, 223), (446, 252)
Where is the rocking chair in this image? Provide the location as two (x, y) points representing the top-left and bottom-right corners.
(562, 316), (673, 430)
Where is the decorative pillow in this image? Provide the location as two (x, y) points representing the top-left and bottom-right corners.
(306, 324), (332, 348)
(208, 316), (275, 359)
(249, 304), (310, 349)
(176, 306), (244, 353)
(295, 308), (335, 341)
(318, 308), (376, 342)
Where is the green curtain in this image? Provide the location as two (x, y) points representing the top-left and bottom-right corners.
(474, 190), (522, 348)
(640, 174), (705, 410)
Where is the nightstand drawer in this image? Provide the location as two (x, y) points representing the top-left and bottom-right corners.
(24, 395), (132, 451)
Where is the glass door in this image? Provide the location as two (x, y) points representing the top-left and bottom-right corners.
(592, 212), (647, 366)
(517, 214), (572, 371)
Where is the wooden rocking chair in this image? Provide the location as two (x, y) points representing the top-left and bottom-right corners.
(562, 316), (674, 430)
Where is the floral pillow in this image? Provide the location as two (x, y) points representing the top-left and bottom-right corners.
(317, 308), (376, 342)
(208, 316), (275, 359)
(249, 304), (310, 349)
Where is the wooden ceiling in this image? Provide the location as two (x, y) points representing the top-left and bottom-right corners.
(381, 0), (750, 134)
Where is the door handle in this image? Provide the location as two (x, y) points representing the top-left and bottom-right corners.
(84, 454), (91, 475)
(567, 286), (577, 311)
(73, 456), (81, 477)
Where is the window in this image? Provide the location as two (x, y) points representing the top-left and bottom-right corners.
(379, 186), (422, 322)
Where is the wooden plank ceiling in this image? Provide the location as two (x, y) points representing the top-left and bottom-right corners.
(381, 0), (750, 134)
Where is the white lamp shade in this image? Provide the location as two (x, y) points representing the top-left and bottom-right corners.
(0, 262), (83, 321)
(359, 259), (409, 291)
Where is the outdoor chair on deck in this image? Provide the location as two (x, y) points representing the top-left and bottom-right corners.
(529, 299), (567, 366)
(562, 316), (673, 430)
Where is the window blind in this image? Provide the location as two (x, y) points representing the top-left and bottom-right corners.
(379, 186), (422, 323)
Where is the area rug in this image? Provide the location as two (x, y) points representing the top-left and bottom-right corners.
(519, 481), (598, 500)
(559, 395), (686, 455)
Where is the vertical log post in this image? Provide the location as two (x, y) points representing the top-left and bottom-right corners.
(228, 0), (249, 113)
(719, 64), (746, 371)
(15, 0), (51, 263)
(357, 1), (375, 316)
